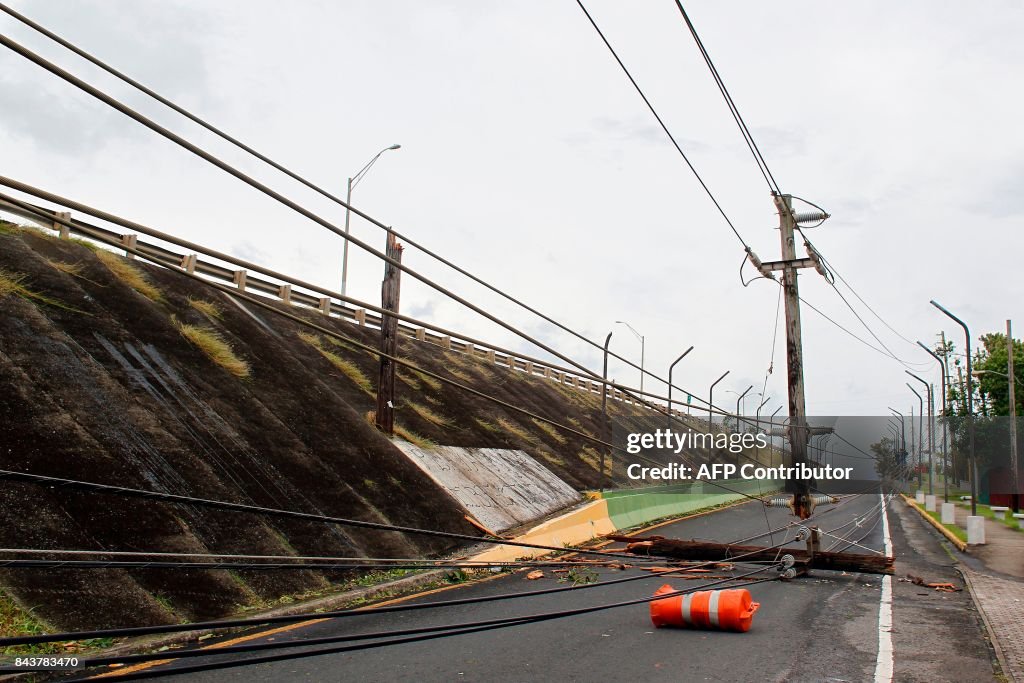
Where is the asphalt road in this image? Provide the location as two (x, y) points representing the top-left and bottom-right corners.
(102, 494), (997, 682)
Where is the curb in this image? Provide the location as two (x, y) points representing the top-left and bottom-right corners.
(900, 494), (968, 552)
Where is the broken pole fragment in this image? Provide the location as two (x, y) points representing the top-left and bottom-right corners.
(609, 535), (894, 575)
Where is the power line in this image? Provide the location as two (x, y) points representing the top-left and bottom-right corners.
(0, 559), (631, 572)
(671, 1), (780, 194)
(575, 0), (753, 251)
(813, 243), (930, 353)
(0, 33), (663, 412)
(2, 536), (789, 648)
(0, 1), (724, 411)
(0, 468), (642, 562)
(73, 572), (781, 679)
(797, 230), (931, 371)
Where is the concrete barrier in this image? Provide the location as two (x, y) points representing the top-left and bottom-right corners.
(941, 502), (956, 524)
(925, 494), (937, 512)
(966, 516), (986, 545)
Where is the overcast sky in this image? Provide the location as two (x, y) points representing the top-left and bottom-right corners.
(1, 0), (1021, 420)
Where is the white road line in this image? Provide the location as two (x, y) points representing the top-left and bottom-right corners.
(873, 493), (894, 683)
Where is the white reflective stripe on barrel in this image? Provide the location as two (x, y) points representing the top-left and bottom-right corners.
(680, 593), (694, 625)
(708, 590), (721, 627)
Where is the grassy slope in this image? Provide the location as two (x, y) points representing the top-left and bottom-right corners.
(0, 223), (686, 632)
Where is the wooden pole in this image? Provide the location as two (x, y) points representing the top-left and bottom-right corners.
(609, 534), (894, 575)
(774, 194), (812, 518)
(375, 231), (403, 435)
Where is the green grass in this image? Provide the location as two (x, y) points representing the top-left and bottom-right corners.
(0, 593), (116, 656)
(960, 502), (1022, 532)
(176, 321), (251, 378)
(96, 250), (162, 301)
(924, 509), (969, 542)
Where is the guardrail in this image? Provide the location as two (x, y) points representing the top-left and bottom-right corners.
(1, 198), (687, 414)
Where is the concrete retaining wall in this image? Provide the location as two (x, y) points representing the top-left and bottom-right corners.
(394, 442), (581, 532)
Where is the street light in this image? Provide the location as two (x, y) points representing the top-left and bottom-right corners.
(972, 319), (1019, 512)
(889, 408), (907, 469)
(708, 370), (730, 430)
(730, 385), (754, 434)
(341, 144), (401, 296)
(615, 321), (645, 393)
(918, 341), (950, 502)
(906, 382), (924, 491)
(600, 331), (613, 492)
(907, 371), (934, 496)
(667, 346), (694, 430)
(931, 300), (978, 516)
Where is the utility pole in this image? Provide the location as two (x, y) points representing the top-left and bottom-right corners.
(746, 193), (828, 518)
(769, 194), (810, 517)
(375, 232), (403, 435)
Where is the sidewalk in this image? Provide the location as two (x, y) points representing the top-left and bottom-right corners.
(952, 503), (1024, 682)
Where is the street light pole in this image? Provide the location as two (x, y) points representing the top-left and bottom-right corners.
(931, 300), (978, 516)
(667, 346), (694, 430)
(972, 320), (1019, 511)
(599, 331), (613, 492)
(615, 321), (644, 393)
(341, 144), (401, 297)
(907, 371), (934, 496)
(907, 383), (925, 491)
(918, 341), (950, 502)
(708, 370), (730, 430)
(889, 408), (906, 472)
(735, 385), (753, 434)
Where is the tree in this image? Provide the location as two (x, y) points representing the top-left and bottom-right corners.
(871, 436), (903, 485)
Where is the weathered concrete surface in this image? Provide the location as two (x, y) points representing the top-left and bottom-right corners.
(394, 443), (581, 532)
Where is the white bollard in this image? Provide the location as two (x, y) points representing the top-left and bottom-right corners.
(925, 495), (937, 512)
(941, 502), (956, 525)
(915, 490), (925, 504)
(966, 516), (986, 545)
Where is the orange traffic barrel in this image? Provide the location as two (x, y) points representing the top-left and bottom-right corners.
(649, 584), (760, 632)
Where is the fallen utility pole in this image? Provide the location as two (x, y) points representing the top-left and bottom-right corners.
(609, 534), (894, 575)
